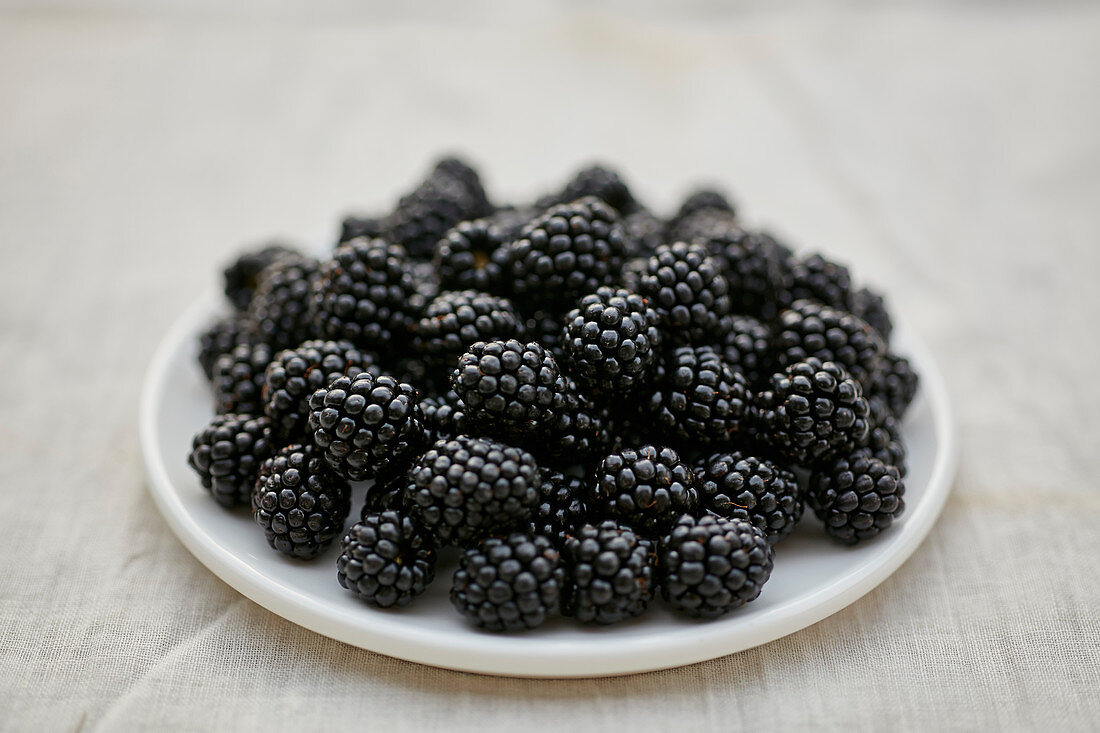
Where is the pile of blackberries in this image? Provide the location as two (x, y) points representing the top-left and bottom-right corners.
(188, 157), (918, 631)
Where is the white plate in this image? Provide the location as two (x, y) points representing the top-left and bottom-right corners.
(140, 292), (957, 678)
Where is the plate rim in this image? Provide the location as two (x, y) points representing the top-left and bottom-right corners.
(139, 291), (958, 678)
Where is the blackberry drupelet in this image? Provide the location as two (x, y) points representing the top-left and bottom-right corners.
(198, 315), (249, 381)
(245, 252), (320, 352)
(809, 451), (905, 544)
(420, 389), (468, 443)
(223, 244), (294, 311)
(497, 197), (627, 309)
(563, 520), (655, 624)
(590, 445), (699, 537)
(187, 413), (275, 508)
(773, 300), (885, 388)
(561, 287), (662, 393)
(715, 314), (772, 388)
(312, 238), (419, 351)
(212, 342), (273, 415)
(870, 351), (919, 419)
(263, 339), (374, 443)
(658, 513), (773, 618)
(535, 164), (637, 214)
(755, 358), (871, 466)
(646, 345), (753, 445)
(251, 443), (351, 559)
(434, 218), (510, 293)
(530, 470), (587, 548)
(404, 435), (541, 547)
(696, 452), (803, 544)
(786, 253), (854, 310)
(337, 510), (437, 608)
(851, 287), (893, 341)
(451, 532), (567, 632)
(451, 339), (568, 436)
(411, 290), (526, 372)
(637, 242), (731, 344)
(308, 372), (426, 482)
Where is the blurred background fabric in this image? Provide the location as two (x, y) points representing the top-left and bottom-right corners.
(1, 1), (1098, 731)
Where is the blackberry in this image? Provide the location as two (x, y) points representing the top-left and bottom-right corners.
(497, 197), (626, 309)
(529, 470), (587, 548)
(637, 242), (731, 344)
(520, 309), (566, 361)
(245, 252), (320, 352)
(411, 291), (525, 372)
(431, 156), (493, 215)
(212, 342), (273, 415)
(786, 253), (854, 310)
(198, 315), (249, 381)
(420, 389), (468, 443)
(312, 238), (419, 351)
(409, 260), (440, 307)
(715, 314), (772, 387)
(773, 300), (885, 388)
(451, 339), (568, 436)
(307, 372), (426, 482)
(563, 520), (655, 624)
(696, 452), (803, 544)
(851, 287), (893, 341)
(671, 188), (735, 223)
(561, 287), (662, 394)
(338, 215), (385, 245)
(404, 435), (541, 547)
(434, 218), (510, 293)
(646, 345), (753, 445)
(590, 445), (699, 537)
(223, 244), (294, 311)
(263, 340), (374, 443)
(383, 170), (490, 258)
(864, 397), (907, 475)
(870, 351), (919, 419)
(535, 164), (637, 214)
(251, 443), (351, 559)
(756, 358), (871, 466)
(694, 223), (792, 320)
(337, 511), (436, 608)
(451, 532), (566, 632)
(361, 472), (409, 516)
(187, 413), (275, 508)
(809, 451), (905, 545)
(622, 209), (665, 257)
(658, 514), (773, 619)
(535, 386), (617, 463)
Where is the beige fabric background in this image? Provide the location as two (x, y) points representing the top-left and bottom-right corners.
(2, 3), (1098, 731)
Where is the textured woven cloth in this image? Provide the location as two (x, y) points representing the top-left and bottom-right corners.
(1, 4), (1098, 731)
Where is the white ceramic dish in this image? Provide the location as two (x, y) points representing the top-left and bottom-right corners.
(140, 292), (957, 678)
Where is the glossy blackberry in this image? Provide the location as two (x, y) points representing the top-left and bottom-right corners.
(361, 473), (409, 516)
(451, 339), (568, 436)
(529, 470), (587, 548)
(696, 452), (803, 544)
(212, 342), (273, 415)
(637, 242), (731, 344)
(251, 443), (351, 559)
(786, 253), (854, 310)
(187, 413), (275, 508)
(434, 218), (510, 293)
(451, 532), (566, 632)
(671, 188), (735, 223)
(715, 315), (772, 387)
(870, 351), (919, 419)
(809, 451), (905, 545)
(852, 287), (893, 341)
(307, 372), (426, 482)
(536, 164), (637, 214)
(864, 397), (907, 475)
(562, 287), (662, 393)
(590, 446), (699, 537)
(756, 358), (871, 466)
(223, 244), (294, 310)
(420, 389), (468, 443)
(774, 300), (885, 388)
(404, 435), (541, 547)
(245, 252), (320, 352)
(622, 209), (665, 257)
(535, 385), (617, 463)
(658, 514), (773, 619)
(646, 345), (753, 445)
(411, 291), (525, 372)
(263, 340), (374, 443)
(337, 511), (436, 608)
(690, 221), (792, 320)
(383, 167), (491, 258)
(563, 520), (655, 624)
(338, 215), (385, 244)
(198, 315), (249, 381)
(497, 197), (626, 309)
(312, 238), (418, 351)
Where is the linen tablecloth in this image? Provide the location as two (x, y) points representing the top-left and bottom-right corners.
(2, 3), (1097, 730)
